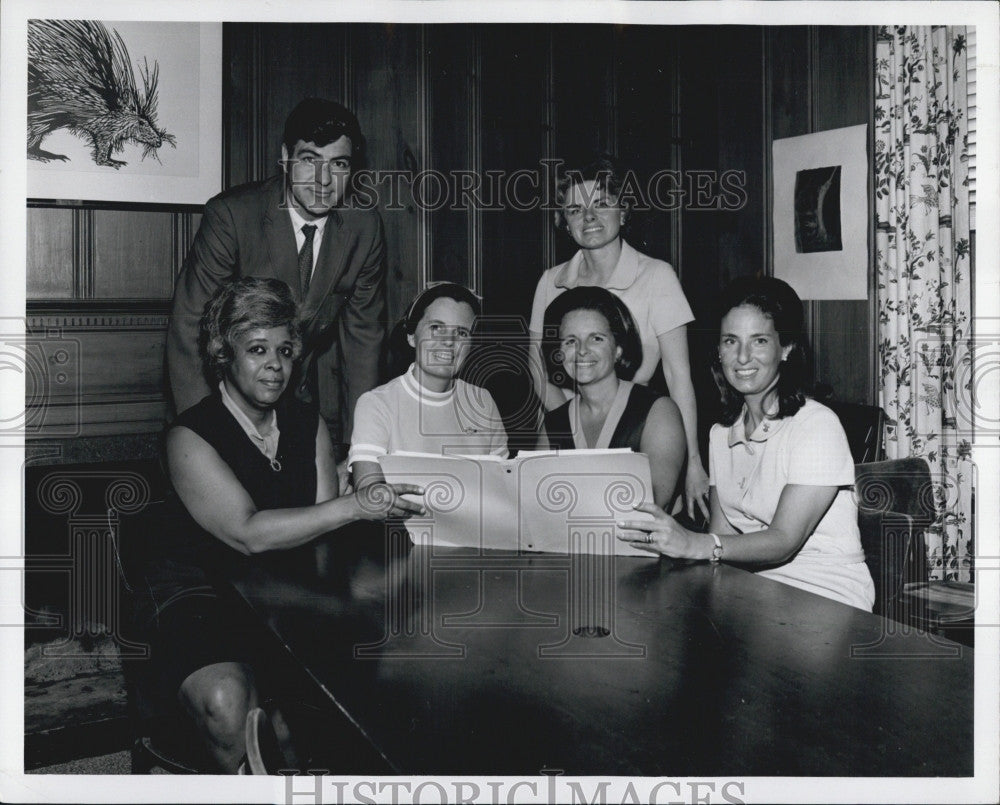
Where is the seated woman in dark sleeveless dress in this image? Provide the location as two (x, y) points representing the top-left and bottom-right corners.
(142, 278), (423, 773)
(539, 286), (686, 510)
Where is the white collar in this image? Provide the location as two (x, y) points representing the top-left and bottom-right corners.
(727, 400), (785, 448)
(219, 381), (278, 443)
(286, 202), (330, 237)
(401, 364), (456, 407)
(554, 240), (642, 291)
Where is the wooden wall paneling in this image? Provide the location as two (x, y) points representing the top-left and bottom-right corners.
(714, 28), (766, 287)
(225, 23), (350, 187)
(766, 27), (816, 388)
(550, 25), (616, 160)
(615, 25), (679, 270)
(26, 310), (168, 437)
(179, 212), (202, 278)
(811, 26), (875, 405)
(678, 26), (722, 318)
(91, 211), (175, 299)
(767, 25), (811, 286)
(768, 27), (812, 142)
(26, 208), (74, 300)
(479, 24), (549, 324)
(548, 25), (617, 268)
(263, 24), (350, 177)
(223, 23), (261, 188)
(676, 27), (735, 449)
(426, 24), (477, 290)
(350, 23), (425, 329)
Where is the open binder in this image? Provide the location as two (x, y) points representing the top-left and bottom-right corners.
(378, 449), (657, 556)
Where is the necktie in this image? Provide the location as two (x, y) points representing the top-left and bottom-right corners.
(298, 224), (317, 299)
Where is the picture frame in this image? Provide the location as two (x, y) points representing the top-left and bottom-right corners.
(772, 123), (869, 300)
(26, 21), (222, 206)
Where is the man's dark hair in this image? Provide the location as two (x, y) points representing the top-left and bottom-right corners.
(282, 98), (365, 165)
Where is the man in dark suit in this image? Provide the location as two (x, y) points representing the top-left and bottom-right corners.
(166, 98), (385, 458)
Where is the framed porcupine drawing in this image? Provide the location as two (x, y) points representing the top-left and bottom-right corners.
(27, 21), (221, 205)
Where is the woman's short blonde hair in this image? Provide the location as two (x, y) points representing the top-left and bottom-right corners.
(552, 153), (629, 231)
(199, 277), (303, 380)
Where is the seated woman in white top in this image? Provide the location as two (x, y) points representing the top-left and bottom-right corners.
(539, 286), (685, 511)
(349, 283), (509, 489)
(617, 276), (875, 611)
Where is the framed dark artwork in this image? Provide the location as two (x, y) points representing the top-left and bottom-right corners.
(773, 124), (868, 300)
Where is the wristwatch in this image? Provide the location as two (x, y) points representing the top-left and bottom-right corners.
(709, 532), (724, 563)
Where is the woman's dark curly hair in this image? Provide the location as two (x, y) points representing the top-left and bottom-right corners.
(541, 286), (643, 388)
(200, 277), (303, 381)
(713, 275), (811, 426)
(552, 153), (630, 232)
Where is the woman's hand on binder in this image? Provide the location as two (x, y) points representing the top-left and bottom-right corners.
(354, 482), (426, 520)
(616, 503), (712, 560)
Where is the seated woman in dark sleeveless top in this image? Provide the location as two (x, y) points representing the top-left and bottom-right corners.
(145, 278), (423, 773)
(539, 286), (686, 510)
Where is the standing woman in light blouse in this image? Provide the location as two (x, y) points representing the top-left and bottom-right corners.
(617, 276), (875, 612)
(529, 154), (709, 521)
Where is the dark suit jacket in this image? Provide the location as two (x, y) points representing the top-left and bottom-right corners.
(166, 175), (386, 445)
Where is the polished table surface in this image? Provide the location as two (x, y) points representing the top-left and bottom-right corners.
(227, 529), (974, 777)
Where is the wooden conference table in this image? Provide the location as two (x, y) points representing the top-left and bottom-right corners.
(226, 528), (973, 777)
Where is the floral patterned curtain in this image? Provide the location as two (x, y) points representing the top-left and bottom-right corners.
(874, 26), (973, 582)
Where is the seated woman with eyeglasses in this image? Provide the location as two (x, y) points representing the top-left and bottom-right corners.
(142, 277), (423, 773)
(617, 276), (875, 611)
(539, 286), (686, 511)
(348, 283), (509, 489)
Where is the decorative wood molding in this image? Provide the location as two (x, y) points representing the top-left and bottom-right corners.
(666, 37), (682, 275)
(171, 214), (181, 279)
(73, 209), (89, 299)
(419, 24), (431, 292)
(27, 302), (171, 331)
(27, 313), (170, 331)
(343, 25), (355, 121)
(542, 27), (555, 272)
(469, 31), (483, 297)
(27, 199), (205, 214)
(31, 397), (167, 438)
(763, 28), (774, 278)
(866, 27), (879, 405)
(252, 24), (268, 183)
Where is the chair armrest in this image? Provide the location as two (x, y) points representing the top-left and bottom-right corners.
(900, 581), (976, 626)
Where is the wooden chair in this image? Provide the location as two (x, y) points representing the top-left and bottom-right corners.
(855, 458), (932, 622)
(830, 401), (887, 464)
